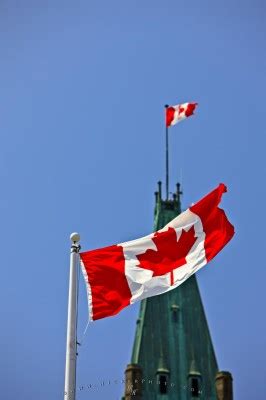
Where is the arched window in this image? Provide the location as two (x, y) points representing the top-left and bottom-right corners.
(156, 360), (170, 395)
(188, 363), (202, 399)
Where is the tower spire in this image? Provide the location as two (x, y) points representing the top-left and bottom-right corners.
(176, 182), (183, 204)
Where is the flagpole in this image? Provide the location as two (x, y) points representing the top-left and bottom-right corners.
(64, 232), (81, 400)
(165, 104), (169, 200)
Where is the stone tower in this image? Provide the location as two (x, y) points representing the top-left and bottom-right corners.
(123, 182), (233, 399)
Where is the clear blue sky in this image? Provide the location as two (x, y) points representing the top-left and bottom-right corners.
(0, 1), (265, 399)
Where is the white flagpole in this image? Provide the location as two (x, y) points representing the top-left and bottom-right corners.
(64, 232), (81, 400)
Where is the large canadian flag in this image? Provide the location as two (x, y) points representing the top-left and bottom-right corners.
(80, 184), (234, 321)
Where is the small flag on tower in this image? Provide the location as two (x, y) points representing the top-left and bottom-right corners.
(166, 102), (198, 127)
(80, 183), (234, 321)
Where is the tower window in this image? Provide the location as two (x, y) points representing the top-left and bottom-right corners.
(191, 377), (199, 397)
(171, 304), (179, 322)
(159, 375), (167, 394)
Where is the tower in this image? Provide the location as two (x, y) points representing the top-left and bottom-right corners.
(123, 182), (233, 399)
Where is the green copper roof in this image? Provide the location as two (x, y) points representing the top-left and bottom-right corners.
(130, 182), (218, 399)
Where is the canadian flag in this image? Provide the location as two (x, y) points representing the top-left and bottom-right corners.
(166, 102), (198, 127)
(80, 184), (234, 321)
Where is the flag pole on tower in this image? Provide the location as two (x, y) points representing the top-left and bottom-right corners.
(64, 232), (81, 400)
(164, 101), (198, 200)
(165, 104), (169, 200)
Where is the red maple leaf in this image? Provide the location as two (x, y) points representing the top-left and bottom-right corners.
(178, 106), (185, 115)
(136, 226), (197, 285)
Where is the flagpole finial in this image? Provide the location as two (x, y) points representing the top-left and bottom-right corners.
(70, 232), (80, 244)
